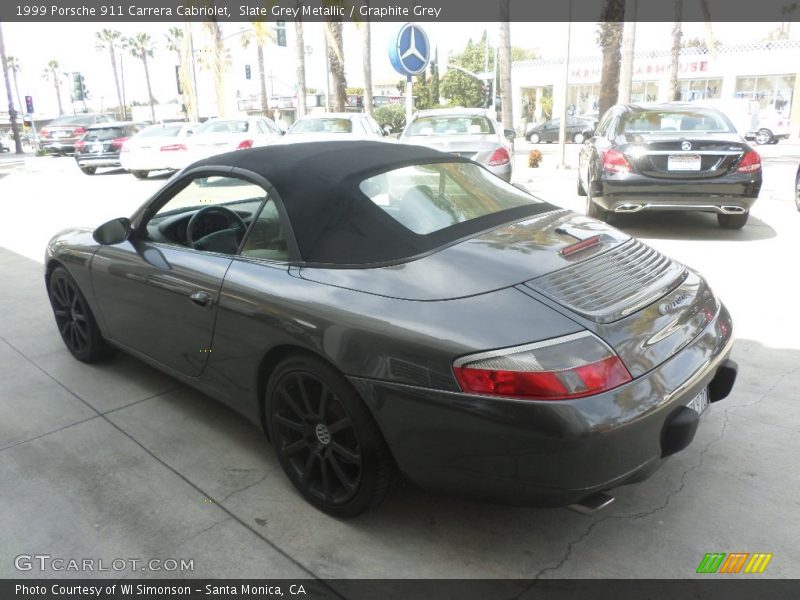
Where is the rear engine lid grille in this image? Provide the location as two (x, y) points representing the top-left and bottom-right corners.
(526, 238), (687, 323)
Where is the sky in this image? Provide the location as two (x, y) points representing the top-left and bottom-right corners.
(1, 20), (793, 118)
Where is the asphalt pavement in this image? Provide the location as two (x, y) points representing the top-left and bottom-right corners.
(0, 143), (799, 579)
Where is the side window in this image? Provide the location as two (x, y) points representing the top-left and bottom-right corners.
(146, 175), (268, 255)
(256, 120), (268, 134)
(594, 111), (613, 138)
(239, 197), (290, 262)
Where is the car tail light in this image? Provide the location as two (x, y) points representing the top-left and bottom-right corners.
(71, 127), (87, 137)
(74, 140), (85, 151)
(160, 143), (187, 152)
(111, 137), (128, 149)
(452, 332), (632, 400)
(40, 128), (49, 137)
(602, 149), (632, 174)
(486, 147), (510, 166)
(237, 139), (254, 150)
(737, 150), (761, 174)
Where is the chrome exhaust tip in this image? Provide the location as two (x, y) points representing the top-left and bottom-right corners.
(720, 205), (746, 214)
(568, 492), (616, 515)
(615, 204), (643, 213)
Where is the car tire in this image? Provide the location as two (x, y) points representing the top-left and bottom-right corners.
(585, 177), (609, 222)
(266, 354), (397, 518)
(131, 170), (149, 179)
(573, 132), (585, 144)
(717, 211), (749, 229)
(754, 128), (773, 145)
(529, 133), (540, 144)
(48, 266), (113, 363)
(768, 139), (779, 145)
(80, 166), (96, 175)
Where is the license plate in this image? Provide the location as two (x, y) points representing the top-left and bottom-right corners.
(686, 387), (709, 415)
(53, 131), (68, 138)
(92, 142), (103, 153)
(668, 154), (701, 171)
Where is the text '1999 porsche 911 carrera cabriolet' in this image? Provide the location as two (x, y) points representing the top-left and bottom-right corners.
(46, 141), (738, 517)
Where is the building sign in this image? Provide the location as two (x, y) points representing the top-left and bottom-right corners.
(570, 60), (710, 83)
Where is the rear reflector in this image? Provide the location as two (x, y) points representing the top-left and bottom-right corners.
(160, 143), (187, 152)
(602, 149), (632, 174)
(74, 140), (85, 151)
(737, 150), (761, 174)
(486, 147), (510, 166)
(559, 235), (602, 256)
(453, 332), (632, 400)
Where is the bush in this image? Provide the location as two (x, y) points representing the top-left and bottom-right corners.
(375, 104), (407, 135)
(528, 149), (543, 168)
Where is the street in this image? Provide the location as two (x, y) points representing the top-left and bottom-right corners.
(1, 142), (799, 579)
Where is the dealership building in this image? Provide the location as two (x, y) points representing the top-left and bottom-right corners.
(511, 39), (800, 135)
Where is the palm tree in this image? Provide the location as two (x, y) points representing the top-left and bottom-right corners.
(359, 11), (374, 117)
(294, 16), (307, 118)
(6, 56), (24, 118)
(165, 26), (194, 118)
(240, 22), (275, 116)
(1, 23), (23, 153)
(498, 1), (513, 130)
(325, 21), (346, 112)
(126, 33), (157, 122)
(42, 59), (64, 115)
(669, 0), (714, 101)
(95, 29), (124, 120)
(199, 20), (230, 117)
(597, 0), (625, 117)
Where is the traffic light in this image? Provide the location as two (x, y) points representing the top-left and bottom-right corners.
(72, 73), (89, 101)
(25, 95), (34, 114)
(245, 64), (251, 80)
(276, 20), (286, 47)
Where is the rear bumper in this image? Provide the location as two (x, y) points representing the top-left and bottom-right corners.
(40, 140), (78, 154)
(350, 304), (735, 507)
(75, 154), (122, 168)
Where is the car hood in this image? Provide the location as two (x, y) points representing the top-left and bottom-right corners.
(297, 210), (629, 301)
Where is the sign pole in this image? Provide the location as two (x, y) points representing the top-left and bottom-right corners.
(406, 74), (413, 126)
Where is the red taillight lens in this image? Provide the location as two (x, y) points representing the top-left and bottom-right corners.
(40, 128), (49, 136)
(452, 332), (632, 400)
(602, 149), (632, 174)
(737, 150), (761, 174)
(74, 140), (85, 151)
(160, 144), (187, 152)
(111, 137), (128, 149)
(487, 147), (510, 166)
(72, 127), (87, 137)
(237, 139), (254, 150)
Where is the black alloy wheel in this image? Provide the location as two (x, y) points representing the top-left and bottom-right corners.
(794, 169), (800, 212)
(267, 355), (395, 517)
(48, 267), (112, 362)
(529, 132), (541, 144)
(80, 166), (96, 175)
(132, 170), (149, 179)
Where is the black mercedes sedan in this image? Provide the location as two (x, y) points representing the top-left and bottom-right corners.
(75, 121), (147, 175)
(578, 104), (762, 229)
(46, 141), (737, 517)
(525, 116), (594, 144)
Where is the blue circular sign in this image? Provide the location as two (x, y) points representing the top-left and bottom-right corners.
(389, 23), (431, 77)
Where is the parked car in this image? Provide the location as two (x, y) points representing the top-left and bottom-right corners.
(400, 108), (515, 182)
(165, 116), (284, 170)
(526, 117), (594, 144)
(74, 121), (148, 175)
(120, 121), (197, 179)
(283, 113), (387, 142)
(0, 133), (10, 152)
(46, 140), (737, 517)
(748, 108), (791, 145)
(38, 114), (114, 155)
(795, 162), (800, 212)
(695, 99), (789, 145)
(578, 103), (762, 229)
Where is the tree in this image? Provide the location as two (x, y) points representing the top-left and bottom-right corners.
(199, 20), (230, 117)
(0, 23), (23, 153)
(6, 56), (24, 119)
(375, 103), (406, 133)
(325, 21), (346, 112)
(295, 15), (307, 118)
(165, 26), (194, 118)
(669, 0), (714, 101)
(359, 10), (374, 117)
(241, 22), (275, 116)
(498, 1), (513, 129)
(440, 34), (492, 108)
(126, 33), (157, 121)
(597, 0), (625, 117)
(430, 47), (440, 105)
(42, 59), (64, 115)
(95, 29), (125, 120)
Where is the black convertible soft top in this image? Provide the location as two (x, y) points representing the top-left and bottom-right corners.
(193, 141), (554, 266)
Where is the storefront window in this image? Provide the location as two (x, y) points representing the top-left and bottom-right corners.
(735, 75), (795, 116)
(567, 84), (600, 117)
(678, 78), (722, 101)
(631, 81), (659, 103)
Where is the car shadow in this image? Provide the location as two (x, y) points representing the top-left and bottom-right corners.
(610, 210), (777, 242)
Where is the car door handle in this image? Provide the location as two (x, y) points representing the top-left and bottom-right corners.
(189, 291), (212, 307)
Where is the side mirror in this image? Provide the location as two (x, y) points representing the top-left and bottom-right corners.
(93, 217), (131, 245)
(503, 128), (516, 142)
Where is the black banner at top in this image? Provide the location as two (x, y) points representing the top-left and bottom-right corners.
(1, 0), (800, 23)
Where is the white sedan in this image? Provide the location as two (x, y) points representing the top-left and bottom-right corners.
(120, 122), (197, 178)
(165, 117), (284, 170)
(281, 113), (388, 143)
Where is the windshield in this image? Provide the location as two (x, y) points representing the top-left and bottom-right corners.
(359, 162), (543, 235)
(290, 118), (353, 134)
(195, 120), (249, 134)
(137, 124), (183, 138)
(406, 115), (494, 137)
(620, 109), (734, 134)
(83, 127), (125, 141)
(47, 116), (97, 127)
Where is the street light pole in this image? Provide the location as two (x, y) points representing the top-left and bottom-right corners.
(557, 0), (573, 169)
